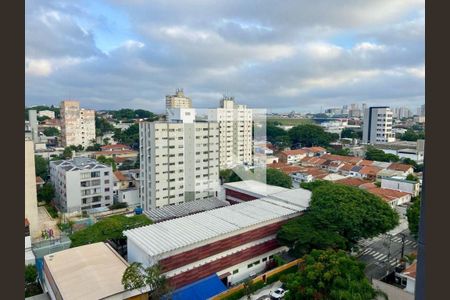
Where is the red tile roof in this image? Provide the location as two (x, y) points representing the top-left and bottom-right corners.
(94, 150), (138, 156)
(321, 154), (362, 164)
(113, 170), (128, 182)
(402, 262), (417, 279)
(36, 176), (45, 185)
(302, 146), (327, 153)
(268, 163), (303, 175)
(100, 144), (131, 150)
(339, 163), (354, 172)
(364, 187), (410, 202)
(387, 163), (413, 172)
(335, 178), (372, 187)
(281, 149), (307, 156)
(359, 166), (382, 176)
(358, 160), (374, 166)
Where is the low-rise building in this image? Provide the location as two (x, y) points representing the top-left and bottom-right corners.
(124, 186), (311, 289)
(41, 242), (147, 300)
(361, 186), (411, 208)
(50, 157), (114, 213)
(396, 262), (417, 294)
(278, 149), (308, 164)
(381, 176), (420, 197)
(387, 163), (414, 175)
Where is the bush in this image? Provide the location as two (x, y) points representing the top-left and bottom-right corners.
(109, 202), (129, 210)
(266, 264), (299, 284)
(45, 204), (58, 218)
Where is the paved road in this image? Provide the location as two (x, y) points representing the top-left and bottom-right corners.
(356, 228), (418, 280)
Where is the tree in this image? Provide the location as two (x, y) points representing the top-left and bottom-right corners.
(25, 264), (43, 297)
(113, 123), (140, 148)
(122, 263), (171, 299)
(327, 147), (350, 156)
(267, 168), (293, 188)
(69, 215), (152, 247)
(86, 143), (102, 151)
(407, 198), (421, 238)
(288, 124), (336, 148)
(43, 127), (60, 136)
(242, 277), (255, 300)
(135, 109), (157, 120)
(25, 264), (37, 284)
(97, 155), (117, 171)
(95, 116), (116, 137)
(282, 249), (380, 300)
(406, 173), (418, 182)
(35, 155), (49, 179)
(365, 146), (399, 162)
(341, 128), (362, 139)
(278, 183), (399, 256)
(267, 124), (290, 148)
(399, 129), (424, 141)
(37, 116), (50, 122)
(37, 183), (55, 203)
(103, 137), (111, 145)
(219, 169), (234, 183)
(62, 147), (73, 159)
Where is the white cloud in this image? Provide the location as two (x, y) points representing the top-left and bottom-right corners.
(26, 59), (53, 76)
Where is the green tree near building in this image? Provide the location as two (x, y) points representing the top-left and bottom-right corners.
(96, 155), (117, 171)
(267, 168), (292, 188)
(365, 146), (400, 162)
(43, 127), (60, 136)
(37, 183), (55, 203)
(288, 124), (337, 148)
(407, 198), (421, 238)
(282, 249), (386, 300)
(278, 183), (399, 257)
(122, 262), (171, 299)
(35, 155), (49, 179)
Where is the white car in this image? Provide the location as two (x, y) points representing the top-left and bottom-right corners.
(269, 288), (288, 299)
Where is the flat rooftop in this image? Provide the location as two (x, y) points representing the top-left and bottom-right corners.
(124, 190), (310, 258)
(43, 243), (129, 300)
(223, 180), (286, 197)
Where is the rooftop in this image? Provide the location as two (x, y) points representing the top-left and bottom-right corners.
(50, 157), (110, 171)
(125, 183), (311, 258)
(223, 180), (286, 198)
(43, 243), (129, 300)
(100, 144), (131, 150)
(281, 149), (307, 156)
(363, 187), (410, 202)
(387, 163), (413, 172)
(401, 262), (417, 279)
(335, 177), (372, 187)
(144, 197), (230, 223)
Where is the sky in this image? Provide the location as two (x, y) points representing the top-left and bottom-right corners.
(25, 0), (424, 113)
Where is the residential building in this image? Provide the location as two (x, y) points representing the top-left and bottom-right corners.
(113, 170), (140, 208)
(25, 219), (35, 265)
(302, 146), (327, 157)
(381, 176), (420, 197)
(393, 107), (412, 119)
(396, 262), (417, 294)
(93, 144), (139, 160)
(374, 141), (425, 163)
(166, 88), (192, 109)
(208, 96), (253, 169)
(361, 186), (411, 208)
(38, 110), (56, 119)
(41, 242), (147, 300)
(125, 183), (311, 289)
(387, 163), (414, 175)
(279, 149), (307, 164)
(49, 157), (114, 213)
(139, 120), (220, 210)
(60, 100), (96, 148)
(362, 107), (395, 144)
(25, 139), (39, 240)
(29, 109), (40, 144)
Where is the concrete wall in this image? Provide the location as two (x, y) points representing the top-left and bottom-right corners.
(25, 140), (40, 240)
(372, 279), (414, 300)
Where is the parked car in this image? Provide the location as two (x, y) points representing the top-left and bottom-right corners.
(269, 288), (288, 299)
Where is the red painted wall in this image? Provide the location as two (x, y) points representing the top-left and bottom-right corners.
(168, 239), (280, 288)
(225, 189), (259, 202)
(159, 220), (288, 272)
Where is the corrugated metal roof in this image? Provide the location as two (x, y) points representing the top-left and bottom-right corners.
(124, 193), (309, 258)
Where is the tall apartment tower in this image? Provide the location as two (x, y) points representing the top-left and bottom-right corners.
(165, 89), (192, 109)
(60, 100), (96, 148)
(362, 107), (395, 144)
(208, 96), (253, 169)
(139, 119), (220, 211)
(25, 139), (39, 240)
(29, 110), (40, 144)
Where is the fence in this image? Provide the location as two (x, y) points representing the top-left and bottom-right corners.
(211, 258), (304, 300)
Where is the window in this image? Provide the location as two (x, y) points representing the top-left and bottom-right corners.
(262, 257), (267, 262)
(105, 188), (110, 192)
(91, 171), (100, 178)
(247, 264), (253, 269)
(104, 180), (110, 184)
(232, 269), (239, 274)
(104, 171), (109, 176)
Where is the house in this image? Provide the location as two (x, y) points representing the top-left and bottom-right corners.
(268, 163), (303, 176)
(301, 146), (327, 157)
(290, 167), (329, 183)
(320, 154), (363, 165)
(381, 176), (420, 197)
(387, 163), (414, 175)
(36, 176), (45, 189)
(100, 144), (131, 152)
(349, 166), (364, 178)
(278, 149), (308, 164)
(320, 173), (347, 182)
(113, 170), (140, 208)
(335, 177), (372, 188)
(338, 163), (354, 176)
(396, 262), (417, 294)
(358, 166), (382, 180)
(361, 186), (412, 208)
(377, 168), (407, 180)
(300, 156), (328, 168)
(327, 160), (345, 173)
(41, 242), (148, 300)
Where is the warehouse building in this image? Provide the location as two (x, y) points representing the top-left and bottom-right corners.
(124, 182), (311, 289)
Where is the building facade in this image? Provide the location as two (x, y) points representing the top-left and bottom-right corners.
(362, 107), (395, 144)
(166, 89), (192, 109)
(208, 97), (253, 169)
(25, 139), (40, 240)
(49, 157), (114, 213)
(60, 100), (96, 148)
(38, 110), (56, 119)
(139, 121), (220, 210)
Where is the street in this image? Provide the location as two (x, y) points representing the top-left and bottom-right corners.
(357, 228), (418, 280)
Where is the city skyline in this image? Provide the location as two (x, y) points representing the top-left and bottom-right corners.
(26, 0), (424, 113)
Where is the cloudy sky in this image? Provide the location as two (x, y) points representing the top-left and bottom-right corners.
(25, 0), (424, 113)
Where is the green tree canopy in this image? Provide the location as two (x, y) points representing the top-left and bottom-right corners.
(282, 249), (380, 300)
(69, 215), (151, 247)
(122, 263), (171, 299)
(399, 129), (425, 141)
(365, 146), (400, 162)
(288, 124), (336, 148)
(267, 123), (291, 148)
(341, 128), (362, 139)
(37, 183), (55, 203)
(85, 143), (102, 151)
(113, 123), (140, 148)
(35, 155), (49, 179)
(96, 155), (117, 171)
(407, 198), (421, 238)
(43, 127), (60, 137)
(267, 168), (292, 188)
(95, 116), (116, 136)
(278, 183), (399, 256)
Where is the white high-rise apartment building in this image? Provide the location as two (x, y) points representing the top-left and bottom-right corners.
(208, 97), (253, 169)
(394, 107), (412, 119)
(165, 89), (192, 109)
(50, 157), (114, 213)
(60, 100), (96, 148)
(25, 139), (39, 240)
(139, 120), (220, 211)
(362, 107), (395, 144)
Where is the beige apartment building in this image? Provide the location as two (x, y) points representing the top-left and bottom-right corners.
(139, 120), (220, 211)
(208, 96), (253, 169)
(60, 100), (96, 147)
(165, 88), (192, 109)
(25, 139), (39, 240)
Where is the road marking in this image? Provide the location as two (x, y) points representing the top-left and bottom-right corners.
(361, 248), (371, 254)
(377, 254), (387, 261)
(373, 253), (384, 260)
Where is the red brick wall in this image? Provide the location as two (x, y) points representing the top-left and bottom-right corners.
(159, 220), (288, 272)
(168, 239), (280, 288)
(225, 189), (259, 202)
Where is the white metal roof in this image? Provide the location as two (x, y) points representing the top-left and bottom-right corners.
(223, 180), (286, 197)
(124, 194), (309, 258)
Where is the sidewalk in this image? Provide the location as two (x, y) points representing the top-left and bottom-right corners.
(239, 281), (282, 300)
